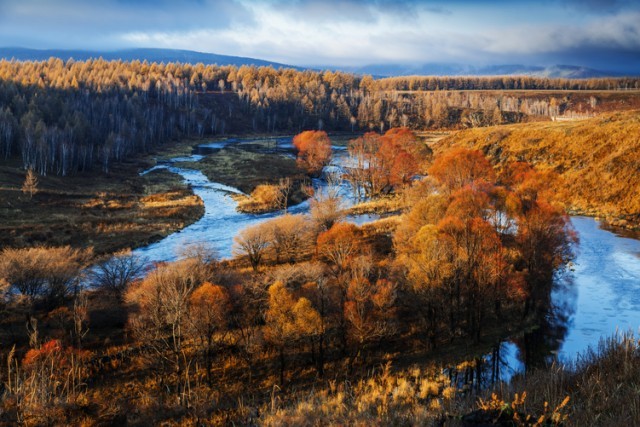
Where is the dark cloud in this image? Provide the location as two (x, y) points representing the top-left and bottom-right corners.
(0, 0), (254, 48)
(557, 0), (639, 13)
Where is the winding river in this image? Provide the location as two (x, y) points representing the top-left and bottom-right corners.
(135, 137), (376, 261)
(134, 137), (640, 379)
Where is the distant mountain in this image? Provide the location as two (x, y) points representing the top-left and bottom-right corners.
(0, 47), (630, 78)
(345, 63), (626, 78)
(0, 47), (302, 70)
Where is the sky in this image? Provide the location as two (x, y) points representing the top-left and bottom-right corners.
(0, 0), (639, 72)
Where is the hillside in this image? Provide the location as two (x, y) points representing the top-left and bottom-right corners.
(436, 111), (640, 228)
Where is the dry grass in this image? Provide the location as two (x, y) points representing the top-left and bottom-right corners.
(346, 195), (404, 216)
(437, 110), (640, 229)
(261, 332), (640, 426)
(235, 184), (284, 214)
(0, 162), (203, 255)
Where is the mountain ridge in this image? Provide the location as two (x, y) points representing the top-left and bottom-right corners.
(0, 47), (303, 70)
(0, 47), (631, 78)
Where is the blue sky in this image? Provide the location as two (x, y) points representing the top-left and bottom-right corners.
(0, 0), (639, 72)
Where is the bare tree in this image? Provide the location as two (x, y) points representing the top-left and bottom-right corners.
(310, 171), (344, 231)
(268, 214), (312, 264)
(0, 246), (92, 305)
(277, 177), (293, 213)
(126, 255), (211, 405)
(91, 250), (145, 301)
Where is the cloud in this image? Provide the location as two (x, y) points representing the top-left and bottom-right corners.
(0, 0), (254, 48)
(482, 12), (640, 55)
(0, 0), (638, 73)
(558, 0), (639, 14)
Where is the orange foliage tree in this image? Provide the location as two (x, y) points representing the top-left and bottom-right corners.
(187, 282), (231, 384)
(346, 128), (426, 198)
(317, 222), (362, 274)
(293, 130), (332, 176)
(344, 277), (396, 365)
(396, 148), (575, 345)
(264, 281), (321, 385)
(428, 147), (495, 192)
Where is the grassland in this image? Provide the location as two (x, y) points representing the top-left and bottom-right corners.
(437, 110), (640, 229)
(0, 144), (204, 255)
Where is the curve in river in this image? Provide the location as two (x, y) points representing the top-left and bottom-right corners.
(133, 137), (640, 381)
(134, 137), (376, 261)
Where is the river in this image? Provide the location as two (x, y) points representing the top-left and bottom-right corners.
(134, 137), (640, 380)
(497, 216), (640, 380)
(134, 137), (376, 261)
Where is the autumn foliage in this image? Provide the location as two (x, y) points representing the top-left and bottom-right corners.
(439, 111), (640, 228)
(428, 147), (495, 192)
(0, 139), (583, 425)
(346, 127), (427, 198)
(292, 130), (332, 175)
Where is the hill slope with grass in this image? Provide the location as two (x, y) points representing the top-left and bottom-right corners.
(436, 111), (640, 228)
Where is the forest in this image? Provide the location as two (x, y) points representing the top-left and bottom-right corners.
(1, 59), (640, 426)
(1, 58), (639, 177)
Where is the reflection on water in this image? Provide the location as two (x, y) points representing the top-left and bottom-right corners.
(490, 216), (640, 382)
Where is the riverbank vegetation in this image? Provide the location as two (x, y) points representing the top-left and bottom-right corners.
(261, 331), (639, 426)
(1, 58), (639, 180)
(0, 58), (639, 235)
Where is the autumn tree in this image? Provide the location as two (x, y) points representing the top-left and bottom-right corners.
(22, 168), (39, 199)
(346, 128), (425, 198)
(293, 130), (332, 176)
(345, 132), (383, 199)
(298, 264), (335, 376)
(187, 282), (231, 384)
(344, 277), (396, 366)
(233, 222), (271, 271)
(396, 224), (453, 348)
(264, 281), (321, 385)
(379, 127), (427, 188)
(267, 214), (312, 264)
(126, 255), (212, 402)
(428, 147), (495, 192)
(227, 280), (268, 382)
(317, 222), (362, 274)
(516, 200), (575, 314)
